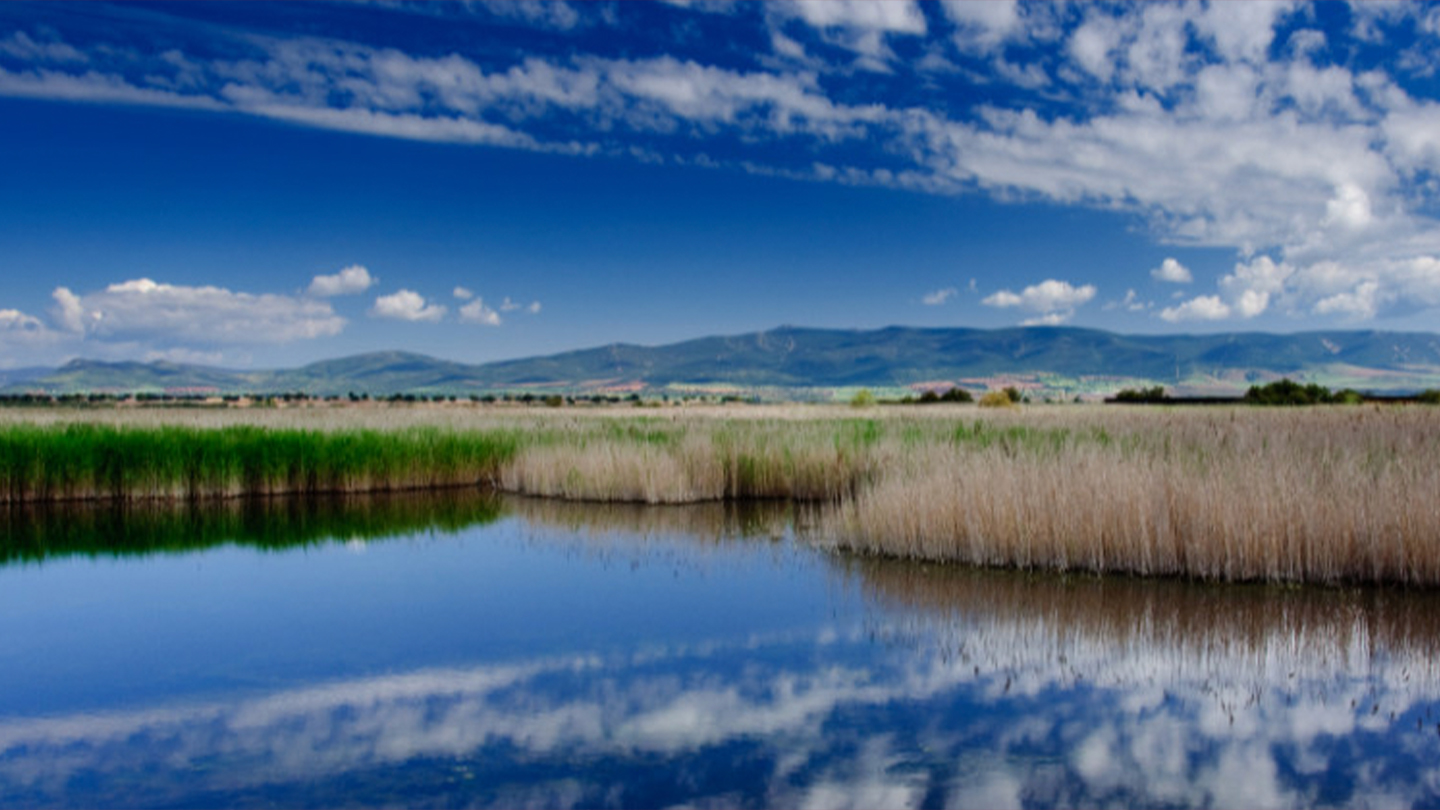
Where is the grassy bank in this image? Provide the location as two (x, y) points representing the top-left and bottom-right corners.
(3, 405), (1440, 586)
(0, 423), (520, 502)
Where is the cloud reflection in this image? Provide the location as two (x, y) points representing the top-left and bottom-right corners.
(3, 509), (1440, 807)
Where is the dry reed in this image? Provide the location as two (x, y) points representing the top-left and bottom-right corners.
(4, 403), (1440, 585)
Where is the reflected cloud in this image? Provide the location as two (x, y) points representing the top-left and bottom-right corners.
(3, 502), (1440, 807)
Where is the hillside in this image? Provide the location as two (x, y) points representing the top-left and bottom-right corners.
(8, 326), (1440, 398)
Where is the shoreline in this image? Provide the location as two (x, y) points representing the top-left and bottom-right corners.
(3, 405), (1439, 587)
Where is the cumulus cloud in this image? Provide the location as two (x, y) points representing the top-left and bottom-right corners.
(52, 278), (345, 343)
(1151, 258), (1193, 284)
(453, 286), (475, 300)
(370, 290), (446, 322)
(1159, 295), (1231, 323)
(1218, 256), (1294, 318)
(922, 287), (958, 306)
(458, 299), (501, 326)
(0, 309), (45, 333)
(50, 287), (86, 333)
(982, 279), (1097, 323)
(307, 265), (376, 297)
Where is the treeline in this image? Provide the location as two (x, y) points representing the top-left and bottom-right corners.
(1111, 380), (1440, 406)
(0, 391), (724, 408)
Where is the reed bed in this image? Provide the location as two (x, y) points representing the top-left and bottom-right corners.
(0, 423), (520, 502)
(821, 407), (1440, 586)
(3, 404), (1440, 585)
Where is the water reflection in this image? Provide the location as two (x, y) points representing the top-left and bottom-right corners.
(0, 489), (503, 565)
(1, 496), (1438, 808)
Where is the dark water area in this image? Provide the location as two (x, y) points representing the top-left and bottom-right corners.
(2, 491), (1440, 808)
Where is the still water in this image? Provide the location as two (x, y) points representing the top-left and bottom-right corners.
(2, 491), (1439, 808)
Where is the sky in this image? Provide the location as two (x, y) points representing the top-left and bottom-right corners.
(2, 1), (1440, 370)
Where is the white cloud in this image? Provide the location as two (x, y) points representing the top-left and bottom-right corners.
(370, 290), (446, 322)
(1151, 258), (1193, 284)
(983, 279), (1096, 324)
(1323, 183), (1373, 230)
(1021, 312), (1070, 326)
(453, 286), (475, 300)
(1191, 1), (1296, 65)
(54, 278), (345, 343)
(770, 0), (926, 70)
(307, 265), (375, 297)
(922, 287), (957, 306)
(783, 1), (926, 36)
(1108, 289), (1149, 312)
(0, 309), (45, 333)
(1218, 256), (1294, 318)
(459, 299), (502, 326)
(51, 287), (86, 333)
(527, 301), (542, 314)
(1067, 15), (1119, 82)
(940, 0), (1022, 53)
(1159, 295), (1231, 323)
(983, 279), (1096, 312)
(0, 31), (87, 64)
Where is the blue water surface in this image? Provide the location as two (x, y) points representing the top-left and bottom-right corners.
(1, 494), (1438, 809)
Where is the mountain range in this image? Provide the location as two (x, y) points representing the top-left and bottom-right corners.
(8, 326), (1440, 398)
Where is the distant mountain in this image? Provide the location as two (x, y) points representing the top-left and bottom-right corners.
(8, 326), (1440, 397)
(0, 366), (54, 389)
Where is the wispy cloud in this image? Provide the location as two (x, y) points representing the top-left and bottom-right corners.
(922, 287), (957, 306)
(458, 298), (501, 326)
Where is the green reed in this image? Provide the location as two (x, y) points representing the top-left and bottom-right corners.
(0, 423), (521, 502)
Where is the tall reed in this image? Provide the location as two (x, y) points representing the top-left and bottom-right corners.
(0, 423), (519, 503)
(821, 407), (1440, 586)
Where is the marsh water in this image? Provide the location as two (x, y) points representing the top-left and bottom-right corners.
(2, 491), (1440, 809)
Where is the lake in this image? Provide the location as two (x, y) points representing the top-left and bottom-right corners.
(2, 490), (1439, 808)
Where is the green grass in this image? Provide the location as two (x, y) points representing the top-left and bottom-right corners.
(0, 423), (521, 502)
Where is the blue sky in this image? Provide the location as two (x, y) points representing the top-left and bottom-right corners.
(2, 1), (1440, 369)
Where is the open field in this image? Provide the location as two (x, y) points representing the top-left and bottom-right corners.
(2, 403), (1440, 585)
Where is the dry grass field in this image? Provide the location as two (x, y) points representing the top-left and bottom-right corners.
(3, 402), (1439, 585)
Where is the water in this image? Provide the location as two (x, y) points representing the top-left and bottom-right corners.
(2, 492), (1439, 808)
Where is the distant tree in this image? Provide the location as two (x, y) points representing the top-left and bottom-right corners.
(850, 389), (876, 408)
(940, 387), (973, 403)
(1113, 386), (1169, 403)
(1417, 389), (1440, 405)
(1003, 386), (1022, 403)
(1244, 379), (1336, 405)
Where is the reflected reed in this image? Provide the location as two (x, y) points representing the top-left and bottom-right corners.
(839, 553), (1440, 701)
(0, 489), (504, 565)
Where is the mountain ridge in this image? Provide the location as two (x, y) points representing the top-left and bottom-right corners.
(8, 325), (1440, 398)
